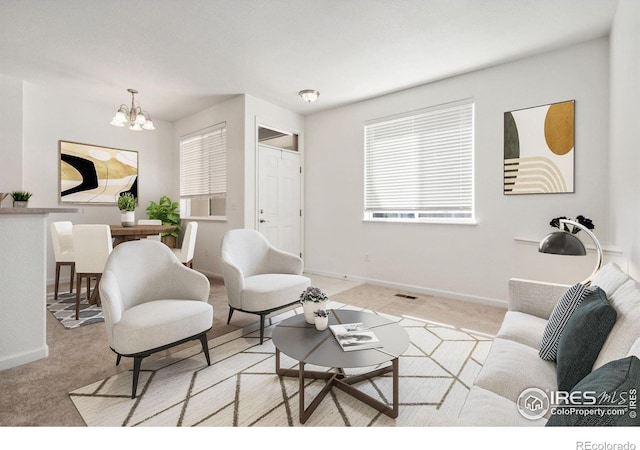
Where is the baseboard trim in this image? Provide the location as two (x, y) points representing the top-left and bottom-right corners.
(0, 345), (49, 371)
(304, 268), (508, 309)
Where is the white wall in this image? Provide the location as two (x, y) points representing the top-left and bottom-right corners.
(172, 94), (305, 278)
(304, 38), (611, 306)
(609, 0), (640, 278)
(18, 82), (174, 284)
(173, 95), (246, 277)
(0, 75), (23, 196)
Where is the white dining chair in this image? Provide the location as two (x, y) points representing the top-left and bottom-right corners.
(172, 221), (197, 268)
(72, 224), (113, 319)
(138, 219), (162, 241)
(50, 221), (75, 299)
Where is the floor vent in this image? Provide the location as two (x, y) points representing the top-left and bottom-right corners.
(395, 293), (417, 300)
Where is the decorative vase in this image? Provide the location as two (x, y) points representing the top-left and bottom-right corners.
(120, 210), (135, 227)
(13, 200), (28, 208)
(302, 301), (323, 324)
(314, 315), (329, 331)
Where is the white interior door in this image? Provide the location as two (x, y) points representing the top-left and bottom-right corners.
(258, 145), (302, 256)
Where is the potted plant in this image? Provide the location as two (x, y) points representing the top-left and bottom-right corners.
(145, 195), (181, 247)
(10, 191), (32, 208)
(118, 192), (136, 227)
(313, 309), (330, 331)
(299, 286), (329, 324)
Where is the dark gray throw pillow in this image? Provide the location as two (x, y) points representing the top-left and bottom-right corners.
(539, 283), (591, 361)
(556, 287), (617, 392)
(547, 356), (640, 426)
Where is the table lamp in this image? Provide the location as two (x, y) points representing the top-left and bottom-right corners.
(538, 218), (603, 285)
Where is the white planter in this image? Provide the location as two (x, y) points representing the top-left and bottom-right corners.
(302, 301), (324, 324)
(120, 210), (135, 227)
(314, 315), (329, 331)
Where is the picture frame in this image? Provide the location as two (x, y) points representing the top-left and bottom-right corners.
(504, 100), (575, 195)
(58, 140), (138, 205)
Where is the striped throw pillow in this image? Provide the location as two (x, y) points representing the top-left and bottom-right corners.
(539, 283), (591, 361)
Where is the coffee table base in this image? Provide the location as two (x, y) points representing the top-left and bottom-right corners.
(275, 348), (399, 424)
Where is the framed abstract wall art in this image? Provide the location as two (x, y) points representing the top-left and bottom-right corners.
(59, 140), (138, 205)
(504, 100), (575, 195)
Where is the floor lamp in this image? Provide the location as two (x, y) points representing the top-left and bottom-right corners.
(538, 218), (603, 285)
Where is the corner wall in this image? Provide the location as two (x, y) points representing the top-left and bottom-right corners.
(304, 38), (610, 305)
(609, 0), (640, 278)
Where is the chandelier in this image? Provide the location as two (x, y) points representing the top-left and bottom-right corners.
(110, 88), (155, 131)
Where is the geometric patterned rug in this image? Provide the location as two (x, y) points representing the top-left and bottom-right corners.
(46, 290), (104, 329)
(68, 301), (493, 426)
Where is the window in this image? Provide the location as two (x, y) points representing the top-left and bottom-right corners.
(364, 99), (474, 223)
(179, 123), (227, 219)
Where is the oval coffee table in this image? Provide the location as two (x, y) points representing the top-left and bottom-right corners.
(272, 308), (410, 424)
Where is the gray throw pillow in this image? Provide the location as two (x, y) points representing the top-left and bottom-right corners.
(556, 287), (617, 392)
(539, 283), (591, 361)
(547, 356), (640, 426)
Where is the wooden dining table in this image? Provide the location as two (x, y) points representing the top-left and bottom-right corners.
(109, 224), (177, 246)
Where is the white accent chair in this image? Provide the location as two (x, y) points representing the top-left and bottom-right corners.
(99, 239), (213, 399)
(220, 229), (310, 344)
(138, 219), (162, 241)
(172, 221), (198, 268)
(72, 224), (113, 319)
(50, 221), (75, 299)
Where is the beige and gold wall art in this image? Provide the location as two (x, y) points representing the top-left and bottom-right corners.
(504, 100), (575, 195)
(59, 140), (138, 205)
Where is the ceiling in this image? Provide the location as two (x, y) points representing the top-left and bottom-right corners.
(0, 0), (619, 122)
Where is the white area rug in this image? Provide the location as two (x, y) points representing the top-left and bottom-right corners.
(69, 302), (493, 426)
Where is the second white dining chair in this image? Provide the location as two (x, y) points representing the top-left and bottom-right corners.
(72, 224), (113, 320)
(50, 221), (75, 299)
(172, 222), (198, 268)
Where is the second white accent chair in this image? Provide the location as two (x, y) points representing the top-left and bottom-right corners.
(137, 219), (162, 241)
(172, 221), (198, 268)
(220, 229), (311, 344)
(72, 224), (113, 319)
(50, 221), (75, 300)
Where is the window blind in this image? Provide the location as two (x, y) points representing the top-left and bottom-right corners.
(180, 123), (227, 198)
(364, 100), (474, 218)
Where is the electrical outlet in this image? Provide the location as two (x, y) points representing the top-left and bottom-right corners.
(364, 254), (370, 262)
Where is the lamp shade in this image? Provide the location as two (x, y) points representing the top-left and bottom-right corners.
(539, 231), (587, 256)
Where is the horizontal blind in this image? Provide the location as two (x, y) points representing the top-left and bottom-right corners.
(364, 100), (473, 215)
(180, 123), (227, 198)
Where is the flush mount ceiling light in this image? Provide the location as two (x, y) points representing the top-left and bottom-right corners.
(110, 88), (155, 131)
(299, 89), (320, 103)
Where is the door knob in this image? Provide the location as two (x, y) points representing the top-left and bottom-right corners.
(260, 219), (270, 223)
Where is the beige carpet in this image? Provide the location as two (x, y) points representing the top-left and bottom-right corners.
(69, 301), (493, 427)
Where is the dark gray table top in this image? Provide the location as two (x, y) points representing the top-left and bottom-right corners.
(272, 309), (410, 369)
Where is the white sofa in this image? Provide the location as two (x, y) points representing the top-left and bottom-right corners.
(457, 262), (640, 426)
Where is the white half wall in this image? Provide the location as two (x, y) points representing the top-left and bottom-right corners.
(304, 38), (611, 306)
